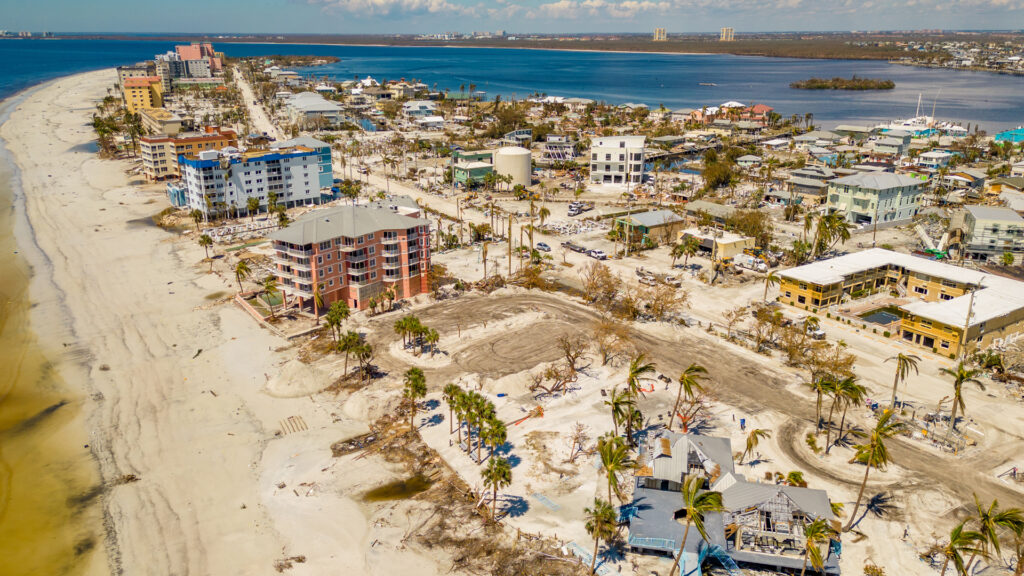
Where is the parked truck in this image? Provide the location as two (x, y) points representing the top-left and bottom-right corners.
(733, 253), (768, 273)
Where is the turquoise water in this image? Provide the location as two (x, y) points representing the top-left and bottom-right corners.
(1, 38), (1022, 130)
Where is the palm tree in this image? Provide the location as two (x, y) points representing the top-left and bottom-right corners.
(312, 284), (325, 325)
(337, 330), (361, 376)
(845, 411), (906, 531)
(442, 383), (462, 434)
(198, 234), (213, 259)
(670, 242), (687, 268)
(597, 433), (633, 503)
(604, 387), (632, 438)
(762, 271), (780, 302)
(939, 520), (985, 576)
(739, 428), (772, 465)
(809, 376), (835, 432)
(830, 377), (866, 452)
(681, 236), (699, 266)
(885, 353), (920, 411)
(799, 518), (837, 576)
(965, 494), (1024, 572)
(453, 390), (468, 449)
(823, 376), (863, 452)
(670, 363), (707, 432)
(626, 352), (656, 399)
(325, 301), (350, 342)
(426, 328), (440, 357)
(402, 367), (427, 429)
(538, 205), (551, 229)
(234, 259), (251, 292)
(246, 196), (260, 221)
(482, 417), (508, 460)
(940, 361), (985, 440)
(261, 276), (280, 318)
(480, 456), (512, 521)
(583, 498), (618, 575)
(668, 475), (725, 576)
(190, 209), (203, 231)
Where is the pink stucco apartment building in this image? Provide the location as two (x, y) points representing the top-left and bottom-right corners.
(269, 196), (430, 311)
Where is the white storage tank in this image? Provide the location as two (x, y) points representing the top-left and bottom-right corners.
(494, 146), (532, 188)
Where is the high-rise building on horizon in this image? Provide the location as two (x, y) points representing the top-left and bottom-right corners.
(720, 27), (735, 42)
(653, 27), (666, 42)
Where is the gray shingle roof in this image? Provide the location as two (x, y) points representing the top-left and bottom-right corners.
(720, 482), (834, 519)
(270, 204), (424, 245)
(621, 209), (684, 228)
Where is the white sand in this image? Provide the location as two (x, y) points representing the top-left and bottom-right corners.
(1, 69), (446, 575)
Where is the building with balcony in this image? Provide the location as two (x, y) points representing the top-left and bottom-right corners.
(269, 198), (430, 311)
(589, 136), (646, 185)
(628, 430), (839, 575)
(778, 248), (1024, 356)
(139, 127), (237, 181)
(139, 107), (183, 137)
(960, 205), (1024, 261)
(122, 76), (163, 112)
(178, 145), (328, 218)
(825, 171), (924, 225)
(271, 136), (334, 190)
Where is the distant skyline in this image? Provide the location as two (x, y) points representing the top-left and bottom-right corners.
(2, 0), (1022, 35)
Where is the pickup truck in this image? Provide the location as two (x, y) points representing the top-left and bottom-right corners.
(663, 275), (682, 288)
(588, 249), (608, 260)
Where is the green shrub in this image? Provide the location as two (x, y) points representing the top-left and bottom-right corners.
(883, 331), (891, 338)
(805, 433), (820, 454)
(949, 353), (955, 359)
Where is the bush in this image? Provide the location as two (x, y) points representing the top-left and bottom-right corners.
(883, 331), (891, 338)
(873, 328), (877, 334)
(805, 433), (820, 454)
(826, 312), (831, 318)
(949, 353), (955, 359)
(864, 563), (887, 576)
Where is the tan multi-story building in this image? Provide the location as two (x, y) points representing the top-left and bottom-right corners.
(653, 27), (667, 41)
(270, 197), (430, 312)
(139, 127), (237, 181)
(139, 107), (183, 136)
(122, 76), (163, 112)
(778, 248), (1024, 356)
(720, 27), (735, 41)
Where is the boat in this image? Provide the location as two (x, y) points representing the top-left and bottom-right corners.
(698, 82), (717, 87)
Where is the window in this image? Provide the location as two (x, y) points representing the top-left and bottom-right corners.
(327, 266), (333, 274)
(913, 286), (928, 295)
(370, 271), (377, 279)
(940, 341), (950, 349)
(784, 291), (791, 298)
(317, 256), (323, 264)
(326, 253), (331, 261)
(797, 295), (806, 304)
(328, 279), (334, 286)
(319, 241), (331, 250)
(368, 246), (375, 254)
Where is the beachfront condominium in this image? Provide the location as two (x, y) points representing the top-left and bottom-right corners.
(117, 63), (156, 87)
(140, 127), (238, 181)
(269, 197), (431, 311)
(653, 27), (666, 41)
(589, 136), (646, 186)
(720, 27), (735, 41)
(825, 171), (924, 225)
(778, 248), (1024, 356)
(178, 145), (330, 218)
(271, 137), (334, 190)
(122, 76), (163, 113)
(155, 42), (223, 91)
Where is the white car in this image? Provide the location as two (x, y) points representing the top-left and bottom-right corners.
(589, 249), (607, 260)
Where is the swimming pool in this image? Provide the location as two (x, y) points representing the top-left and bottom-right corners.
(860, 306), (902, 325)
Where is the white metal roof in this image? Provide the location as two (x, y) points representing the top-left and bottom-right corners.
(781, 248), (1024, 327)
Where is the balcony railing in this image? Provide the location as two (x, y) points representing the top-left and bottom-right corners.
(274, 243), (314, 256)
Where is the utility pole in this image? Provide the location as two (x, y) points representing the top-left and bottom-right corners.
(508, 213), (512, 276)
(958, 281), (980, 361)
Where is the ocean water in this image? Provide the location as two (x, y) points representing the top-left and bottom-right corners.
(0, 38), (1023, 130)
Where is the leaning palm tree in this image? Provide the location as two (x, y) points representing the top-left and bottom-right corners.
(670, 363), (707, 432)
(481, 456), (512, 521)
(402, 367), (427, 429)
(583, 498), (618, 575)
(442, 383), (463, 434)
(940, 520), (985, 576)
(234, 259), (251, 292)
(845, 411), (907, 531)
(940, 361), (985, 440)
(739, 428), (772, 465)
(831, 378), (866, 452)
(625, 352), (656, 399)
(799, 518), (837, 576)
(597, 433), (633, 503)
(964, 493), (1024, 572)
(824, 376), (865, 453)
(885, 353), (920, 411)
(261, 276), (280, 318)
(668, 475), (725, 576)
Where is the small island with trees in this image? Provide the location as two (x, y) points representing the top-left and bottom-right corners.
(789, 76), (895, 90)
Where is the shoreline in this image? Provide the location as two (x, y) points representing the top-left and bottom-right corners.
(0, 67), (453, 576)
(0, 75), (109, 575)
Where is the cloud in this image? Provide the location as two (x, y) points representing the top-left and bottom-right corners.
(527, 0), (670, 19)
(308, 0), (475, 17)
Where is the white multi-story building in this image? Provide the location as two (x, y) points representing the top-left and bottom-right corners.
(179, 146), (330, 218)
(589, 136), (646, 185)
(825, 172), (924, 225)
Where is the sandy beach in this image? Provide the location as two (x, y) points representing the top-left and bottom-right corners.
(0, 69), (451, 576)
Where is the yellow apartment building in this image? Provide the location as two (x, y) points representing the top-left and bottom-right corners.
(778, 248), (1024, 356)
(122, 76), (163, 113)
(139, 127), (237, 181)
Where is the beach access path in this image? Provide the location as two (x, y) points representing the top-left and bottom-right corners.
(0, 69), (447, 576)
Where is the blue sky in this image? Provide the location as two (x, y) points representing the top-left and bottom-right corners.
(2, 0), (1021, 33)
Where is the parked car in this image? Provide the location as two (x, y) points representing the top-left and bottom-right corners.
(536, 242), (551, 252)
(639, 276), (657, 286)
(807, 327), (827, 340)
(589, 249), (607, 260)
(663, 276), (682, 288)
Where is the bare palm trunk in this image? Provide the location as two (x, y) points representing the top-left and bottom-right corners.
(343, 352), (349, 376)
(845, 462), (873, 531)
(492, 486), (498, 520)
(940, 556), (950, 576)
(824, 398), (838, 449)
(800, 549), (809, 576)
(669, 519), (692, 576)
(833, 405), (850, 452)
(448, 407), (454, 434)
(946, 398), (960, 441)
(889, 372), (901, 410)
(590, 537), (599, 574)
(670, 384), (684, 432)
